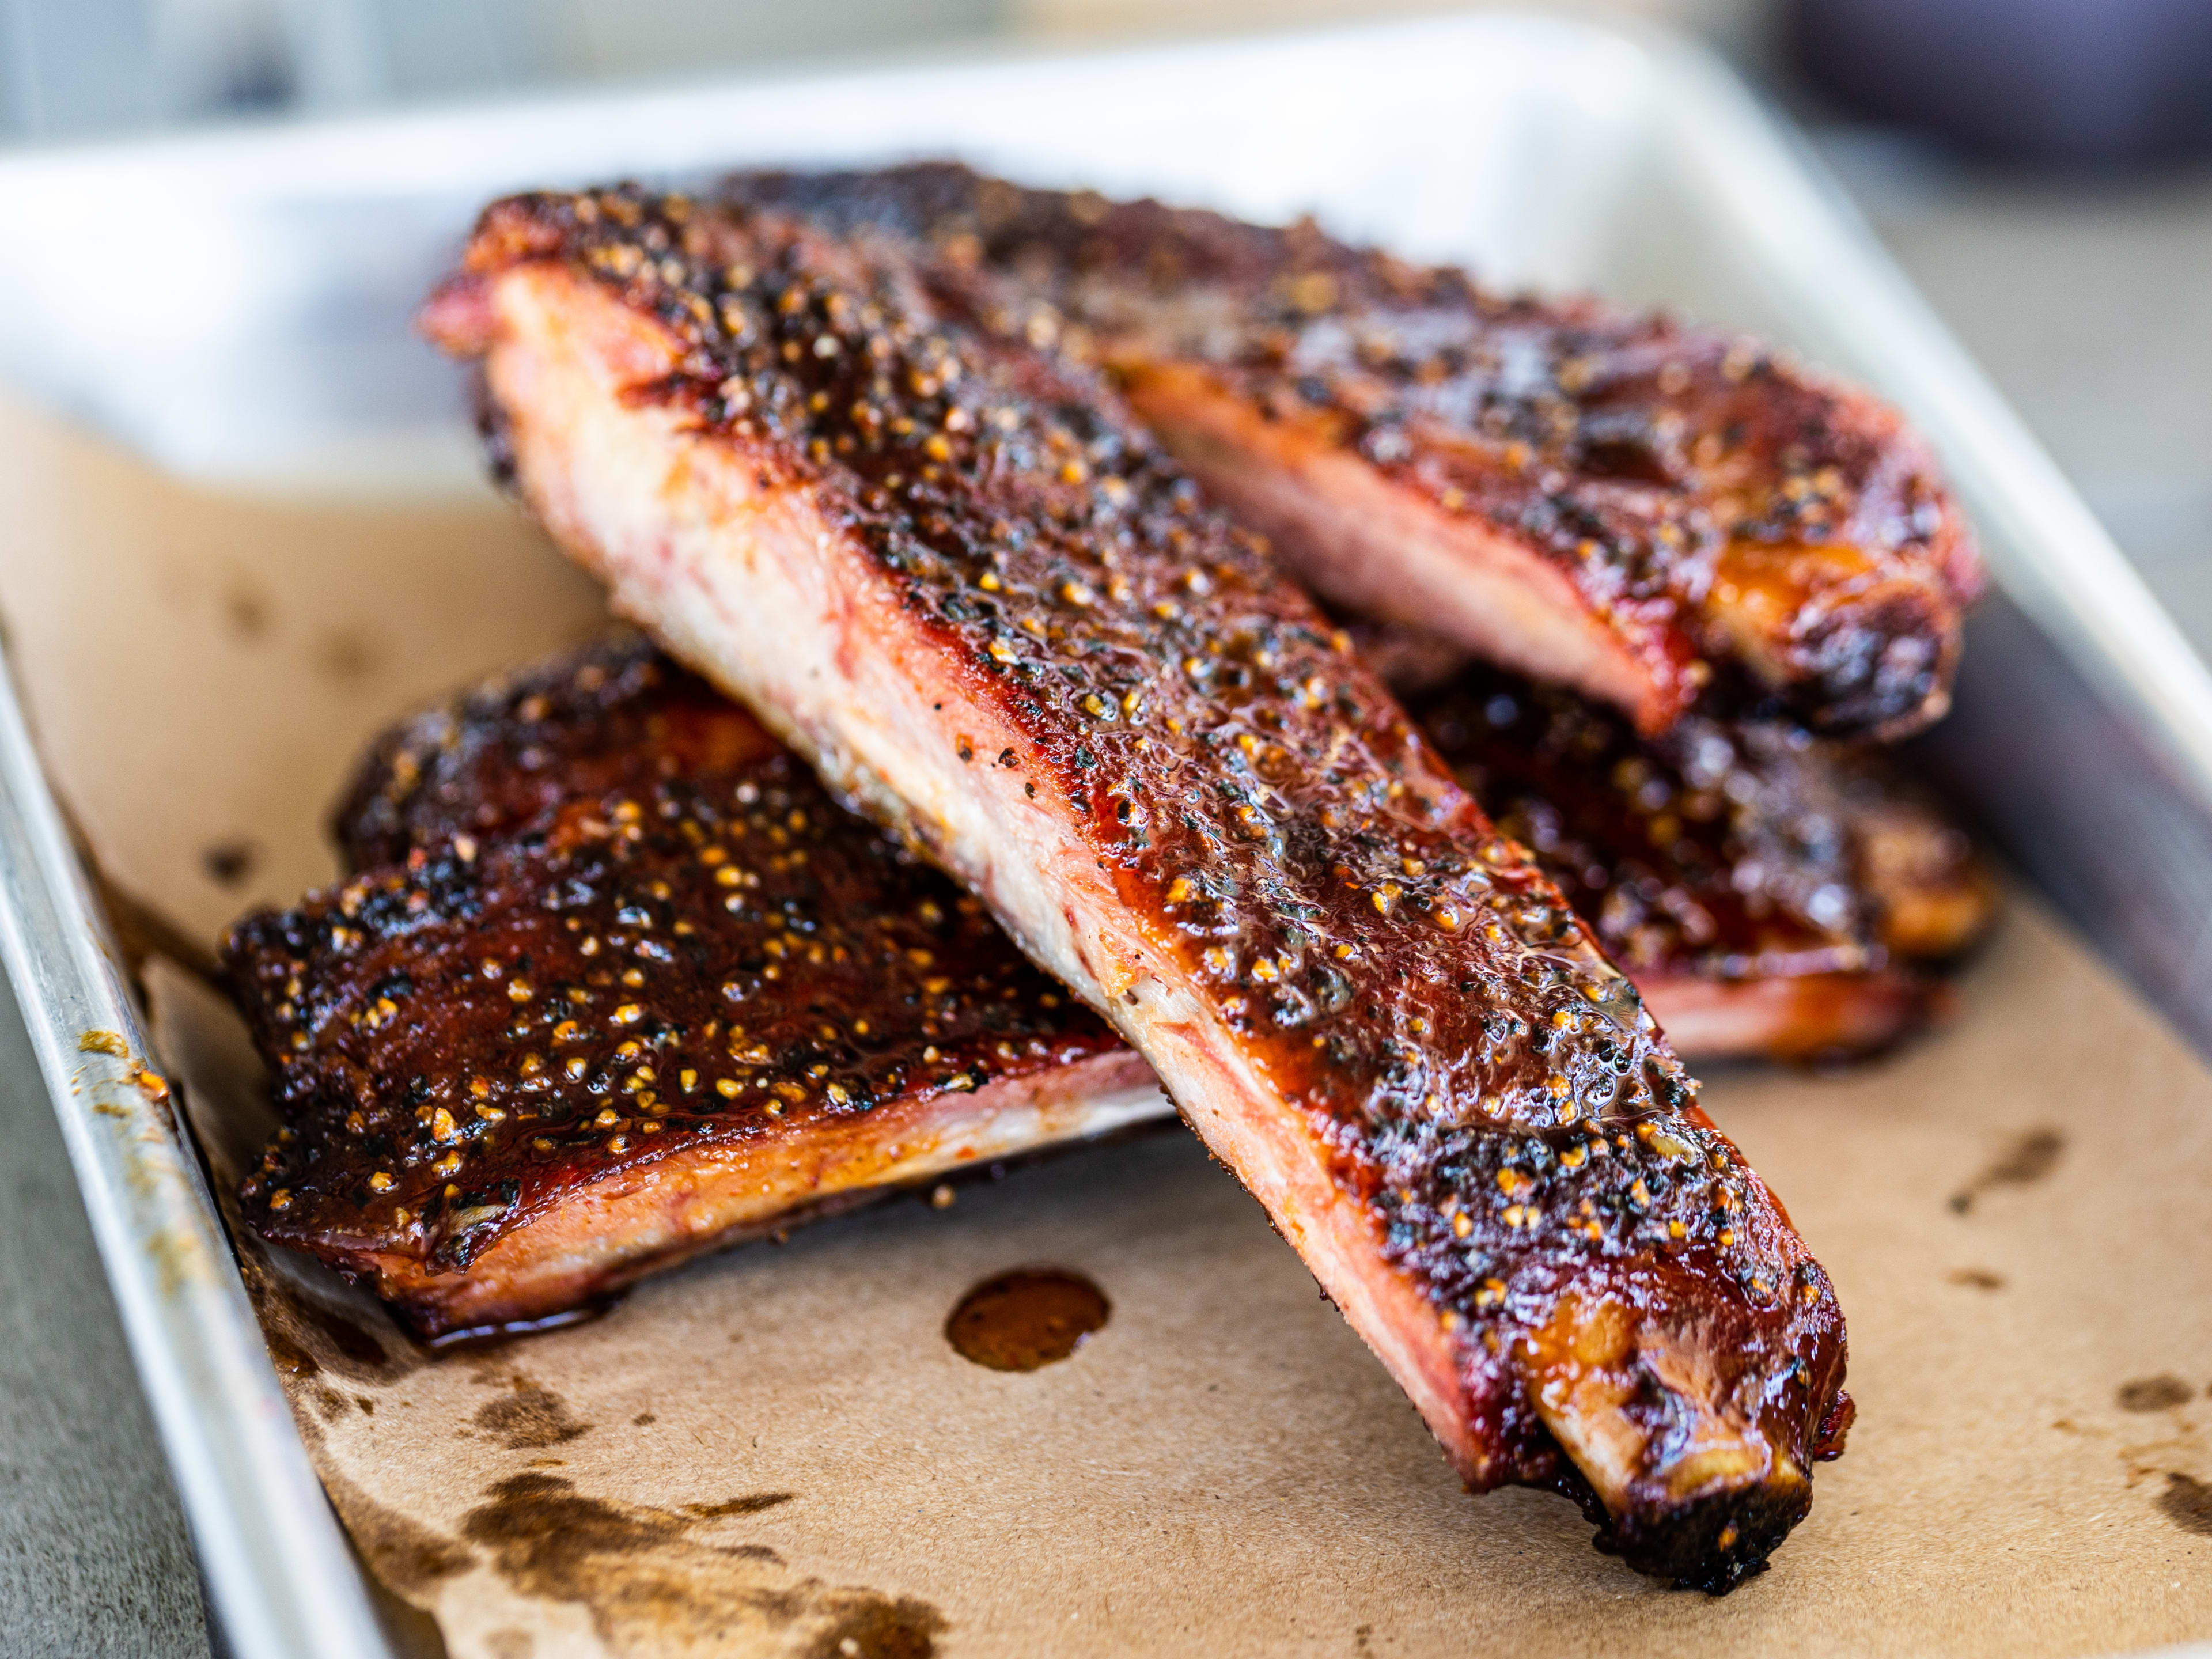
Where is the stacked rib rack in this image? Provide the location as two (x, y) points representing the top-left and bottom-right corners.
(223, 165), (1999, 1594)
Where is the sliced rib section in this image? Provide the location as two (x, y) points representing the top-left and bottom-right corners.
(729, 164), (1980, 739)
(226, 635), (1155, 1338)
(423, 185), (1849, 1589)
(1411, 654), (1994, 1062)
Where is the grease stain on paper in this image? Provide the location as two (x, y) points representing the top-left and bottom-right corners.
(300, 1299), (392, 1368)
(1946, 1267), (2005, 1291)
(237, 1241), (421, 1387)
(257, 1291), (412, 1386)
(201, 839), (258, 887)
(945, 1269), (1109, 1372)
(265, 1327), (320, 1377)
(1949, 1126), (2064, 1214)
(2117, 1376), (2194, 1412)
(474, 1377), (594, 1450)
(461, 1473), (943, 1658)
(324, 1468), (477, 1594)
(222, 581), (271, 641)
(683, 1495), (794, 1520)
(2159, 1474), (2212, 1536)
(317, 626), (383, 683)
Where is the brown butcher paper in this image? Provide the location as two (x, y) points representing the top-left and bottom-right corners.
(0, 392), (2205, 1658)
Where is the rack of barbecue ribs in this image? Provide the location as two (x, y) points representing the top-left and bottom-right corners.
(228, 625), (1978, 1341)
(417, 183), (1853, 1591)
(228, 616), (1984, 1310)
(227, 635), (1164, 1340)
(723, 164), (1983, 739)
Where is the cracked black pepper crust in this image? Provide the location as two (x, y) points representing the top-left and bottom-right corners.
(331, 630), (778, 873)
(1415, 663), (1884, 984)
(1357, 612), (1990, 1003)
(225, 636), (1120, 1286)
(431, 183), (1849, 1585)
(725, 162), (1982, 739)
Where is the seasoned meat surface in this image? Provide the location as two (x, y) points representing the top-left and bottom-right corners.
(1416, 665), (1965, 1061)
(1845, 767), (1999, 963)
(334, 631), (782, 872)
(728, 164), (1980, 739)
(423, 183), (1850, 1589)
(1421, 672), (1876, 972)
(1355, 617), (1992, 1059)
(226, 635), (1154, 1337)
(234, 627), (1961, 1340)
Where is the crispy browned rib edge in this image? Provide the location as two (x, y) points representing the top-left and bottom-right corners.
(316, 1052), (1164, 1335)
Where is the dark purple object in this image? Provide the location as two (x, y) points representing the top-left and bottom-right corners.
(1791, 0), (2212, 165)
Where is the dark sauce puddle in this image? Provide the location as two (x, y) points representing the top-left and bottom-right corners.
(945, 1270), (1109, 1371)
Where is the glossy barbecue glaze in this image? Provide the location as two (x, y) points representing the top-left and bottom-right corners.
(729, 164), (1980, 739)
(1419, 666), (1923, 1058)
(334, 631), (781, 872)
(340, 625), (1975, 1141)
(425, 184), (1849, 1588)
(1352, 617), (1993, 1058)
(225, 637), (1152, 1336)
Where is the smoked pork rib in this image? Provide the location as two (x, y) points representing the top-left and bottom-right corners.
(425, 185), (1849, 1590)
(729, 164), (1981, 739)
(226, 635), (1158, 1338)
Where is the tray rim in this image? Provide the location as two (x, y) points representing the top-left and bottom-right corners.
(0, 634), (393, 1659)
(0, 12), (2206, 1657)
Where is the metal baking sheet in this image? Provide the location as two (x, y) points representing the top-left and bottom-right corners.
(0, 13), (2206, 1656)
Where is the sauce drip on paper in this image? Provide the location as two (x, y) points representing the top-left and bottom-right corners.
(945, 1270), (1109, 1372)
